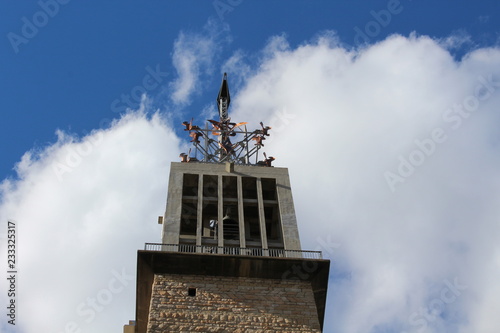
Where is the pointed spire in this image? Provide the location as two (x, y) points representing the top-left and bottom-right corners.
(216, 73), (231, 121)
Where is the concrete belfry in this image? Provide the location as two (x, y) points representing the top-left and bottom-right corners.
(162, 162), (302, 252)
(127, 74), (330, 333)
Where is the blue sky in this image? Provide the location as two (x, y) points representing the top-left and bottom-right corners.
(1, 0), (499, 179)
(1, 1), (500, 333)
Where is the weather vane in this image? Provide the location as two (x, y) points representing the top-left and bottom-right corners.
(179, 73), (275, 166)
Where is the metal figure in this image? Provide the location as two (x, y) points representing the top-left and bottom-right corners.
(182, 118), (200, 131)
(228, 121), (247, 135)
(189, 131), (203, 144)
(179, 74), (276, 166)
(218, 137), (236, 155)
(180, 148), (193, 163)
(208, 119), (223, 135)
(258, 122), (272, 136)
(209, 118), (247, 136)
(252, 135), (265, 146)
(257, 152), (275, 167)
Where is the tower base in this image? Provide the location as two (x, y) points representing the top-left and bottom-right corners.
(148, 274), (321, 332)
(134, 250), (330, 332)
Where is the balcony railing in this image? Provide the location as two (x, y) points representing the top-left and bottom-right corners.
(144, 243), (322, 259)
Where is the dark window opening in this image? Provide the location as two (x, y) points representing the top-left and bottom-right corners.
(188, 288), (197, 297)
(222, 205), (239, 240)
(261, 178), (277, 201)
(242, 177), (257, 200)
(180, 199), (197, 236)
(265, 204), (282, 243)
(244, 204), (261, 243)
(203, 175), (218, 198)
(180, 217), (197, 236)
(223, 176), (238, 199)
(202, 202), (218, 239)
(182, 174), (199, 197)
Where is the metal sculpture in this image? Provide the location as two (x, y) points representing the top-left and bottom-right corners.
(180, 73), (275, 166)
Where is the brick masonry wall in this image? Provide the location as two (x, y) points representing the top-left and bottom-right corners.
(146, 274), (322, 333)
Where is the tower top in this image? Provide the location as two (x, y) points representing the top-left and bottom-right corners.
(180, 73), (275, 166)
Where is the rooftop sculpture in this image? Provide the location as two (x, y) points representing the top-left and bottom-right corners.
(180, 73), (274, 166)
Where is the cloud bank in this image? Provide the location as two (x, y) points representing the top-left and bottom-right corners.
(0, 111), (181, 332)
(1, 32), (500, 333)
(231, 33), (500, 332)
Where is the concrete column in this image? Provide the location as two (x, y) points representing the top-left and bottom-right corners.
(162, 164), (182, 245)
(276, 174), (302, 251)
(196, 173), (203, 250)
(217, 175), (224, 250)
(256, 178), (269, 252)
(237, 176), (246, 248)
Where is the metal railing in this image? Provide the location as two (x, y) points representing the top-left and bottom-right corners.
(144, 243), (322, 259)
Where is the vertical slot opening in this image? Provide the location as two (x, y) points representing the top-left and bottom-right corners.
(222, 176), (239, 244)
(244, 203), (261, 245)
(201, 175), (219, 245)
(222, 204), (239, 241)
(242, 177), (257, 200)
(180, 198), (197, 236)
(261, 178), (277, 201)
(203, 175), (218, 198)
(223, 176), (238, 199)
(265, 204), (283, 245)
(182, 174), (199, 197)
(202, 201), (218, 241)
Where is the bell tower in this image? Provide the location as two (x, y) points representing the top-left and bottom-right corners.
(128, 74), (330, 333)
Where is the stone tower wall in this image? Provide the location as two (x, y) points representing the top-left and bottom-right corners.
(146, 274), (321, 332)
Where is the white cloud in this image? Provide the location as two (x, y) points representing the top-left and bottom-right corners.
(221, 49), (253, 92)
(0, 109), (181, 332)
(169, 20), (230, 105)
(230, 34), (500, 332)
(437, 30), (473, 51)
